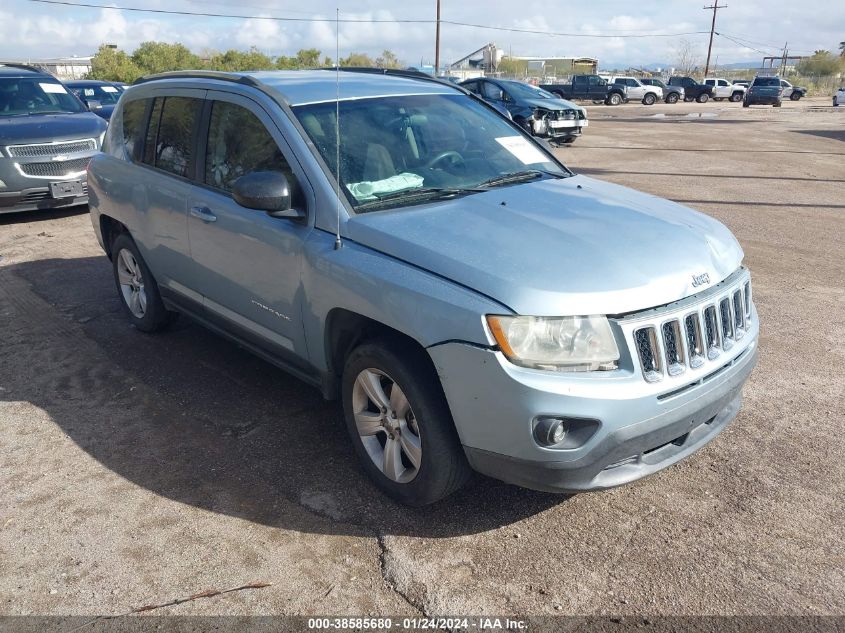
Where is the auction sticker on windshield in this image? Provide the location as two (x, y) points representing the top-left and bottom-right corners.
(39, 83), (68, 93)
(495, 136), (548, 165)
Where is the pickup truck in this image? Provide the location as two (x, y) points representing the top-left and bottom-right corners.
(540, 74), (626, 106)
(779, 79), (807, 101)
(703, 78), (746, 102)
(668, 76), (715, 103)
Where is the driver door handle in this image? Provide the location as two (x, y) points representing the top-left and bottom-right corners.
(190, 206), (217, 223)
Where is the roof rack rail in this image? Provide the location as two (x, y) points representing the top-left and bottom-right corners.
(328, 66), (471, 95)
(132, 70), (266, 87)
(0, 62), (53, 75)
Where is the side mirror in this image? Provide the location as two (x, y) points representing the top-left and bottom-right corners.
(232, 171), (304, 219)
(85, 99), (103, 110)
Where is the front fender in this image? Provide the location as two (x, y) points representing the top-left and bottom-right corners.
(300, 229), (506, 374)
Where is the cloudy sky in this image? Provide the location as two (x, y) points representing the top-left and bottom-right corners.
(1, 0), (842, 68)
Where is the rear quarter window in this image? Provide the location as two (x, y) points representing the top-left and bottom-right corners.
(121, 99), (148, 162)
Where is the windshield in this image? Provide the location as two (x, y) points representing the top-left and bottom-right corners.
(0, 77), (86, 116)
(68, 83), (121, 104)
(500, 81), (556, 100)
(753, 77), (781, 87)
(292, 94), (569, 212)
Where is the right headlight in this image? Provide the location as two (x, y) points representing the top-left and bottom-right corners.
(486, 315), (620, 372)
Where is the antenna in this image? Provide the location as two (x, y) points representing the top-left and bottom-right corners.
(333, 7), (343, 251)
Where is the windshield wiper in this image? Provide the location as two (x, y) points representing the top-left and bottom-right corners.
(476, 169), (564, 189)
(354, 187), (482, 211)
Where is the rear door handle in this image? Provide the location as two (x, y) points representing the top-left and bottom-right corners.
(190, 206), (217, 223)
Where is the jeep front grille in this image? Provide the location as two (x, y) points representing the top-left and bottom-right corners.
(17, 157), (90, 178)
(7, 139), (97, 157)
(628, 272), (753, 383)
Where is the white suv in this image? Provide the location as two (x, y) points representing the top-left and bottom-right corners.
(608, 76), (663, 105)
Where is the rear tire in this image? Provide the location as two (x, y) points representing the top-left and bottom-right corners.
(743, 101), (750, 108)
(666, 93), (679, 104)
(774, 102), (782, 107)
(111, 233), (173, 333)
(697, 93), (710, 103)
(642, 93), (656, 105)
(341, 339), (471, 506)
(684, 95), (694, 102)
(790, 93), (801, 101)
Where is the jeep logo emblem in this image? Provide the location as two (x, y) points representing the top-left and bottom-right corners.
(692, 272), (711, 287)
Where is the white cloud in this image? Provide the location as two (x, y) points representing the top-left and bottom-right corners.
(0, 0), (841, 67)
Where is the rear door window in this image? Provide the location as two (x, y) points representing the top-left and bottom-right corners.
(152, 97), (201, 178)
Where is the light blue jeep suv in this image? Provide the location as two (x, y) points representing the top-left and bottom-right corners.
(87, 69), (758, 505)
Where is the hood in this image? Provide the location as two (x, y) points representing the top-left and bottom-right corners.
(522, 97), (581, 112)
(0, 112), (107, 146)
(346, 175), (743, 316)
(91, 104), (116, 120)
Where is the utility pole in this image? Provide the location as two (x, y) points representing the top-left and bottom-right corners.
(434, 0), (441, 74)
(703, 3), (727, 77)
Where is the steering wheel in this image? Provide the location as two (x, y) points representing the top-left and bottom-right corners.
(426, 150), (466, 170)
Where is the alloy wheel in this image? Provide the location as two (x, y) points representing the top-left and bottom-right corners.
(116, 248), (147, 318)
(352, 368), (422, 484)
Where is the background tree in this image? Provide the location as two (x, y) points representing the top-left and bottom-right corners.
(131, 41), (201, 75)
(839, 41), (845, 57)
(295, 49), (322, 68)
(375, 50), (401, 69)
(673, 39), (701, 76)
(208, 47), (275, 71)
(796, 50), (844, 76)
(88, 44), (143, 82)
(340, 52), (375, 67)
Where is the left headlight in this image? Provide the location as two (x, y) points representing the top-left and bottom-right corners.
(486, 315), (620, 372)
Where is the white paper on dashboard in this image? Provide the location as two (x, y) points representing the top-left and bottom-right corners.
(39, 83), (68, 94)
(101, 86), (119, 92)
(494, 136), (548, 165)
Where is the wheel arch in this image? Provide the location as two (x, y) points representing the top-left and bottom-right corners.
(99, 214), (130, 260)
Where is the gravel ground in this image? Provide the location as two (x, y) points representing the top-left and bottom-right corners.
(0, 96), (843, 620)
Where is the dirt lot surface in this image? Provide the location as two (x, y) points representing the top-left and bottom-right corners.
(1, 96), (843, 619)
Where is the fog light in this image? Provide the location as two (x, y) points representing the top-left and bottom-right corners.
(534, 417), (566, 446)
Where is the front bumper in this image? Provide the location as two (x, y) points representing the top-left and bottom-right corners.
(0, 184), (88, 214)
(0, 153), (93, 214)
(429, 311), (758, 494)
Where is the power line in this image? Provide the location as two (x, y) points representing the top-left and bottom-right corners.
(24, 0), (710, 38)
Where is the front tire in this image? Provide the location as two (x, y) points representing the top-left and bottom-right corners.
(697, 93), (710, 103)
(341, 339), (470, 506)
(666, 92), (679, 104)
(790, 92), (801, 101)
(642, 93), (656, 105)
(730, 92), (743, 102)
(111, 233), (173, 333)
(606, 92), (623, 106)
